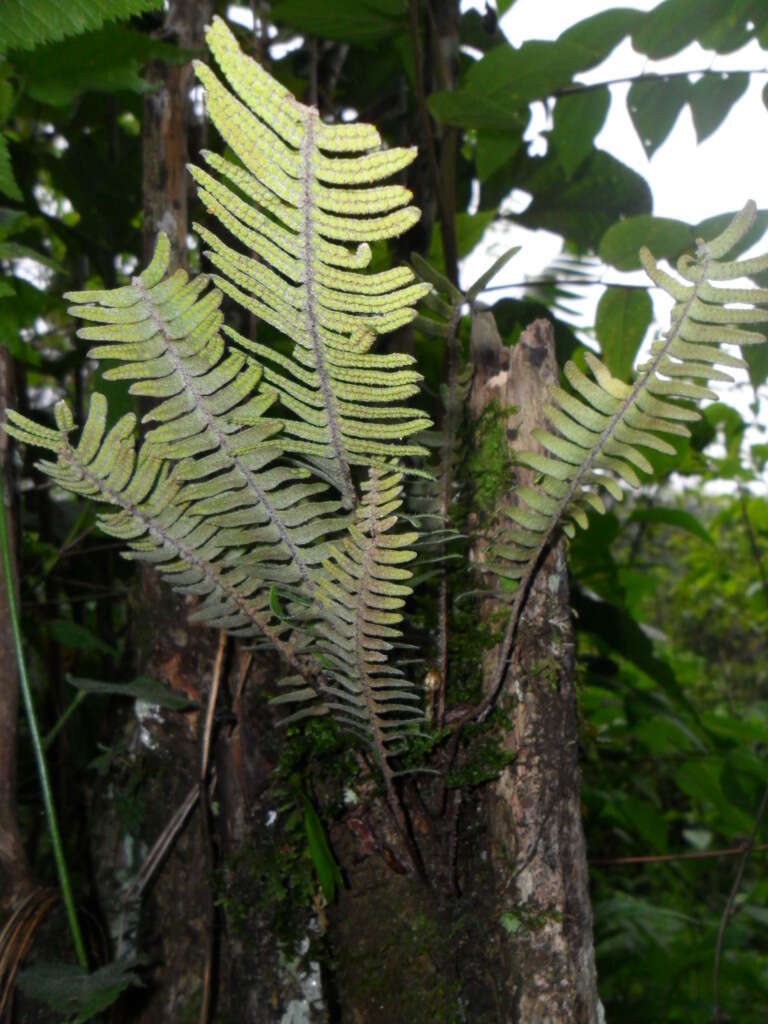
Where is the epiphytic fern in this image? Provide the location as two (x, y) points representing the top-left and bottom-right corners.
(63, 233), (349, 606)
(487, 202), (768, 694)
(188, 16), (432, 508)
(4, 31), (430, 778)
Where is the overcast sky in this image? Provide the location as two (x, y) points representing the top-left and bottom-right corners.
(459, 0), (768, 459)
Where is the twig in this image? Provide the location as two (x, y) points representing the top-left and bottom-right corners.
(199, 630), (228, 1024)
(408, 0), (459, 283)
(738, 489), (768, 602)
(0, 462), (88, 969)
(553, 66), (768, 99)
(115, 778), (206, 959)
(712, 781), (768, 1021)
(479, 278), (666, 294)
(591, 842), (768, 866)
(0, 887), (59, 1019)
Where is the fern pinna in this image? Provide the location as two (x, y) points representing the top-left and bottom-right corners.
(486, 201), (768, 699)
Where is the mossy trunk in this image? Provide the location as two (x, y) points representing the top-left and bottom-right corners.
(94, 4), (323, 1020)
(470, 315), (600, 1022)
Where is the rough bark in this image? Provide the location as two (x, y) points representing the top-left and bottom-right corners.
(126, 5), (327, 1020)
(0, 348), (32, 911)
(470, 314), (600, 1023)
(142, 0), (213, 265)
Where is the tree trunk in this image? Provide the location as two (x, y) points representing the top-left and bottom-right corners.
(0, 348), (32, 911)
(470, 314), (600, 1023)
(110, 5), (328, 1020)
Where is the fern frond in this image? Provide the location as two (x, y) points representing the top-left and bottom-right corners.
(63, 233), (349, 600)
(4, 395), (310, 667)
(276, 468), (422, 773)
(189, 16), (432, 508)
(491, 202), (768, 598)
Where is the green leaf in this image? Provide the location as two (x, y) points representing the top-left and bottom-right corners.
(49, 620), (116, 656)
(745, 343), (768, 390)
(695, 208), (768, 260)
(428, 211), (495, 273)
(631, 0), (722, 59)
(550, 87), (610, 178)
(689, 72), (749, 143)
(573, 587), (695, 712)
(433, 10), (638, 133)
(0, 240), (63, 272)
(17, 959), (139, 1022)
(270, 0), (405, 45)
(302, 793), (343, 903)
(0, 134), (21, 201)
(607, 796), (668, 852)
(518, 149), (652, 251)
(67, 674), (198, 710)
(269, 584), (287, 622)
(628, 507), (714, 546)
(475, 131), (521, 181)
(555, 8), (644, 63)
(599, 215), (693, 271)
(626, 74), (689, 158)
(13, 26), (187, 106)
(0, 0), (162, 51)
(595, 286), (652, 380)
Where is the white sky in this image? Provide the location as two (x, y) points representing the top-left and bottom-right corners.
(459, 0), (768, 478)
(224, 1), (768, 477)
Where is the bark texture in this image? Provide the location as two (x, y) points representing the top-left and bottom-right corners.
(142, 0), (213, 264)
(470, 314), (600, 1023)
(0, 348), (31, 910)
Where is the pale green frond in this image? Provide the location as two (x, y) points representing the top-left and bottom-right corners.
(490, 202), (768, 597)
(191, 16), (431, 509)
(278, 468), (423, 774)
(63, 234), (350, 607)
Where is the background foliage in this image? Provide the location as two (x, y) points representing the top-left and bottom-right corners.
(2, 1), (768, 1020)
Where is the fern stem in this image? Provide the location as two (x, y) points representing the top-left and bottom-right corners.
(300, 108), (357, 510)
(478, 250), (711, 719)
(436, 304), (463, 726)
(0, 462), (88, 968)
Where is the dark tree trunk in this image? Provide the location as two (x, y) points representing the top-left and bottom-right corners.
(0, 348), (31, 911)
(108, 4), (328, 1020)
(470, 315), (600, 1023)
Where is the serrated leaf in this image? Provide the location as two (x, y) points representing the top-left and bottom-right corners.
(0, 0), (162, 51)
(13, 26), (188, 106)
